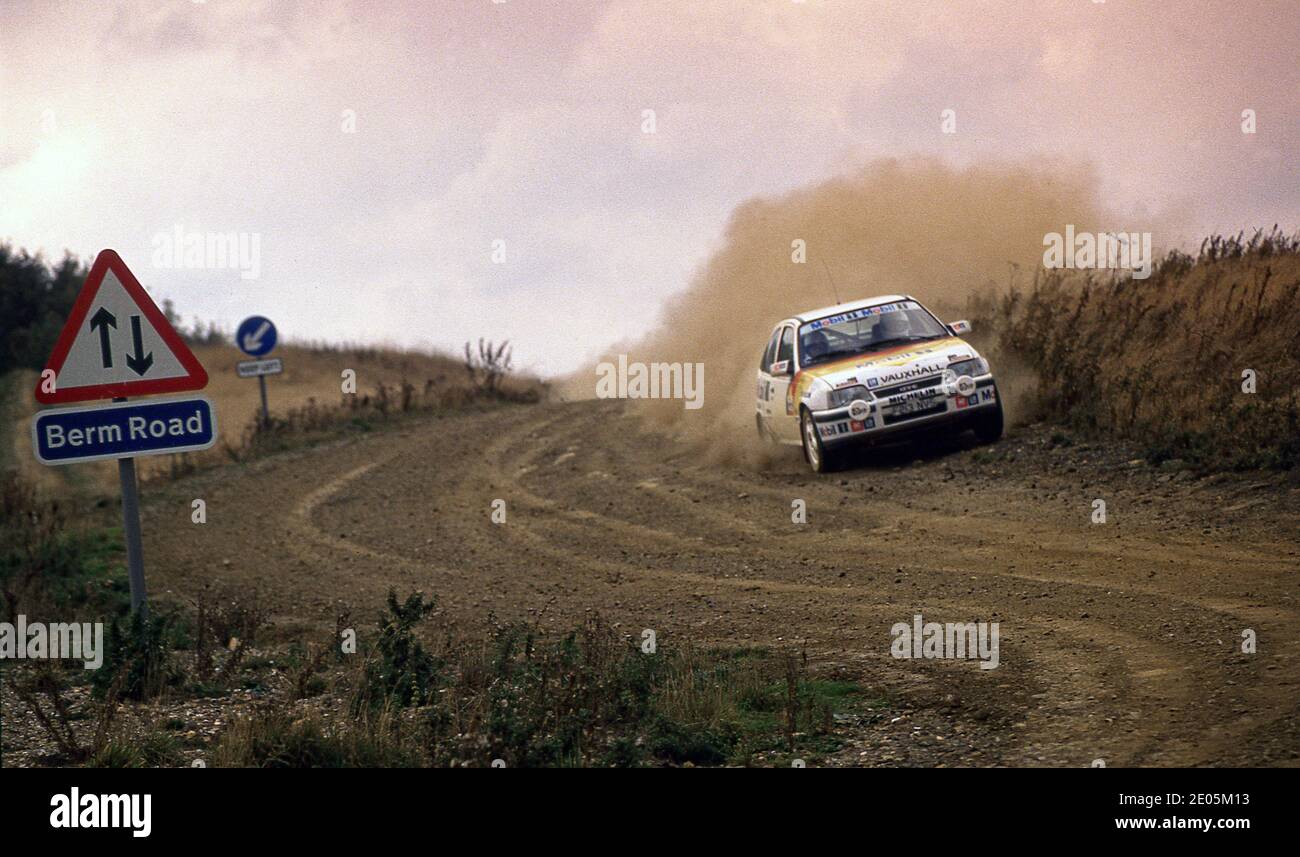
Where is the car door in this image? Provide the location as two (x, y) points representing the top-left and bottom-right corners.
(756, 325), (784, 427)
(769, 324), (799, 441)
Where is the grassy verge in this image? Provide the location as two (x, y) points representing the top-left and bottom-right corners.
(1, 472), (128, 621)
(0, 470), (131, 767)
(2, 580), (881, 768)
(971, 229), (1300, 471)
(209, 591), (879, 768)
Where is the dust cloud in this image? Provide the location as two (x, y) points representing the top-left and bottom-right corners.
(573, 157), (1112, 465)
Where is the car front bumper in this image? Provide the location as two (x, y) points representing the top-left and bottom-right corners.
(812, 376), (998, 446)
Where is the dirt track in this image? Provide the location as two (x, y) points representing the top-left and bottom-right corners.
(143, 400), (1300, 767)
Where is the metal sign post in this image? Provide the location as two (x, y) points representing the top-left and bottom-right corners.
(117, 455), (148, 619)
(258, 374), (270, 428)
(109, 395), (147, 617)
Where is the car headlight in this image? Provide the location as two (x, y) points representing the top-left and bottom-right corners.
(827, 385), (869, 408)
(947, 357), (989, 378)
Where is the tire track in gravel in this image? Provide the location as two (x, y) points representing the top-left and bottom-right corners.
(470, 405), (1258, 769)
(148, 399), (1300, 766)
(471, 402), (1298, 765)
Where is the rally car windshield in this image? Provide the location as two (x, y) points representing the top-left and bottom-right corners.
(798, 301), (948, 368)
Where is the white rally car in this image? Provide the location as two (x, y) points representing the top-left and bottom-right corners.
(755, 295), (1003, 472)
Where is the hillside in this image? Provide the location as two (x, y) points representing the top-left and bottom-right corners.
(3, 342), (500, 495)
(974, 231), (1300, 471)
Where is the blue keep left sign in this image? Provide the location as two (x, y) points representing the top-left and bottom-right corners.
(236, 316), (277, 357)
(32, 396), (217, 465)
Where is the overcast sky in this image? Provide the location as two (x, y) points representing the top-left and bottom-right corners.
(2, 0), (1295, 375)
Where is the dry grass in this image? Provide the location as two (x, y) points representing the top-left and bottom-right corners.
(192, 341), (471, 448)
(973, 229), (1300, 470)
(3, 341), (544, 494)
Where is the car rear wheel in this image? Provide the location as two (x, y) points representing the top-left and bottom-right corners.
(755, 413), (779, 445)
(973, 387), (1004, 444)
(801, 410), (840, 473)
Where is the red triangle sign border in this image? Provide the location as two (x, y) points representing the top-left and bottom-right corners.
(34, 249), (209, 405)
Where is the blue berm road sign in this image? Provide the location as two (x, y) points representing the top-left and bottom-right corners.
(32, 396), (217, 465)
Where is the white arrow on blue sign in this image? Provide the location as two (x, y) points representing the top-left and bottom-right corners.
(236, 316), (277, 357)
(32, 396), (217, 465)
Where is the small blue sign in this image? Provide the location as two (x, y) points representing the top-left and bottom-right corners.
(236, 316), (277, 357)
(32, 397), (217, 465)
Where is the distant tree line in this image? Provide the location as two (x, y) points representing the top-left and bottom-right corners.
(0, 245), (86, 374)
(0, 243), (226, 374)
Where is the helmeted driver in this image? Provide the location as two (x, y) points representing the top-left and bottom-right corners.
(802, 329), (831, 363)
(874, 310), (911, 342)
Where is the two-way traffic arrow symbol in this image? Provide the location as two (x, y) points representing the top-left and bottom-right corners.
(88, 307), (153, 375)
(126, 315), (153, 376)
(90, 306), (117, 369)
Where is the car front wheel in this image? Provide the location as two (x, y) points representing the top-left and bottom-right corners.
(973, 387), (1004, 444)
(801, 410), (840, 473)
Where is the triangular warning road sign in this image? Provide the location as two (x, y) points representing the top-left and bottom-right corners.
(34, 249), (209, 404)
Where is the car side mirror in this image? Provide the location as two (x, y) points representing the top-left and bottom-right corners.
(949, 319), (972, 335)
(770, 359), (791, 376)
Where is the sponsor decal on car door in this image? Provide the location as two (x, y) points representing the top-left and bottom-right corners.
(756, 326), (783, 425)
(770, 325), (799, 440)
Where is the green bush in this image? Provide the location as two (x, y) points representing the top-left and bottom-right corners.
(357, 590), (443, 709)
(92, 611), (184, 702)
